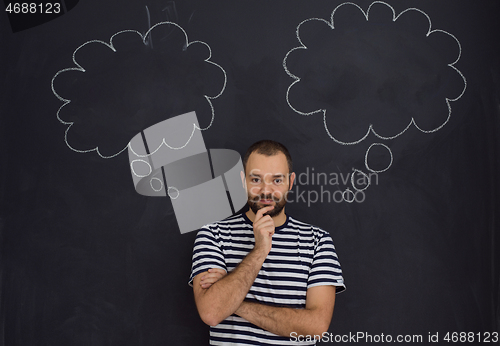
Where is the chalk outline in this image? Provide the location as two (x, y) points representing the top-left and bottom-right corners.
(150, 177), (163, 192)
(167, 186), (180, 199)
(51, 21), (227, 159)
(130, 159), (152, 178)
(365, 142), (393, 173)
(283, 1), (467, 146)
(351, 168), (371, 192)
(342, 188), (355, 203)
(131, 160), (178, 196)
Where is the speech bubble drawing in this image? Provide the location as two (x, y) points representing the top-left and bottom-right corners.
(51, 23), (247, 233)
(51, 21), (226, 158)
(283, 1), (467, 198)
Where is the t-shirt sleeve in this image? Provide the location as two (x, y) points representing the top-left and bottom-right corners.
(307, 230), (345, 293)
(188, 226), (227, 287)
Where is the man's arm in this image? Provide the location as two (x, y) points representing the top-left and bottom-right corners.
(235, 285), (336, 338)
(193, 206), (275, 327)
(193, 248), (267, 326)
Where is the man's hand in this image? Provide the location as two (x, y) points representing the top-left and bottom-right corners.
(252, 206), (275, 255)
(199, 268), (227, 289)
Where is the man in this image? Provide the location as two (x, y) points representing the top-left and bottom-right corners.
(188, 140), (345, 345)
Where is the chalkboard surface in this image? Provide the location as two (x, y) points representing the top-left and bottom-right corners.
(1, 0), (499, 345)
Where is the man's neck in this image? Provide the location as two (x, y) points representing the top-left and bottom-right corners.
(245, 208), (287, 227)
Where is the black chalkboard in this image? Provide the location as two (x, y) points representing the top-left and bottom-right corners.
(1, 0), (499, 345)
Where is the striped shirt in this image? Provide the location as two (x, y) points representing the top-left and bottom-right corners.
(189, 212), (345, 346)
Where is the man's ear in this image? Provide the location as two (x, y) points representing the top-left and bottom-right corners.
(240, 171), (247, 192)
(289, 172), (296, 191)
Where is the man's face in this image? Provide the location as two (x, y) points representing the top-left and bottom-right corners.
(243, 152), (295, 218)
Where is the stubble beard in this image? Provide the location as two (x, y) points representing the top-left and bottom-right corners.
(247, 192), (288, 218)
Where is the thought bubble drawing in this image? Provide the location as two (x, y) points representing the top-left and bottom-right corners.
(283, 1), (466, 198)
(51, 22), (247, 233)
(51, 21), (226, 158)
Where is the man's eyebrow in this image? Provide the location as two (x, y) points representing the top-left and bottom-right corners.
(249, 173), (286, 178)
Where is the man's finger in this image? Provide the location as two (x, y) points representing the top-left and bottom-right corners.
(256, 205), (274, 218)
(254, 215), (274, 229)
(201, 272), (225, 281)
(201, 268), (227, 281)
(255, 206), (274, 222)
(253, 214), (272, 227)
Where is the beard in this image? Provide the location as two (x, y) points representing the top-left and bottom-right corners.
(247, 192), (288, 218)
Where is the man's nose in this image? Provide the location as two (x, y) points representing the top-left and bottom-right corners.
(261, 179), (273, 195)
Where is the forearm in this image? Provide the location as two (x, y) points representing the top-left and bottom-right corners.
(235, 301), (329, 338)
(195, 248), (267, 326)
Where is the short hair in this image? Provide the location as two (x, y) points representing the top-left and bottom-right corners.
(242, 140), (293, 174)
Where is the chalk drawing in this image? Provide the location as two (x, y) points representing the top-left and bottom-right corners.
(127, 124), (198, 159)
(150, 177), (163, 192)
(167, 186), (180, 199)
(283, 1), (466, 145)
(51, 21), (227, 159)
(283, 1), (467, 199)
(365, 143), (393, 173)
(351, 169), (371, 192)
(342, 188), (355, 203)
(130, 159), (152, 178)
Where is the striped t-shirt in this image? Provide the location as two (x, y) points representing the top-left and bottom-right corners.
(189, 212), (345, 346)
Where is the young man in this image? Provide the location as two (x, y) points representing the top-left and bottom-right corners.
(188, 140), (345, 345)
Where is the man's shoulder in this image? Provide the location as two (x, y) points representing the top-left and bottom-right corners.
(287, 215), (332, 240)
(287, 215), (327, 232)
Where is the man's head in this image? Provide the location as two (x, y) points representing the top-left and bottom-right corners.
(241, 140), (295, 218)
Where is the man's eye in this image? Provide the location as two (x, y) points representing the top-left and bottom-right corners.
(251, 178), (260, 183)
(274, 179), (283, 185)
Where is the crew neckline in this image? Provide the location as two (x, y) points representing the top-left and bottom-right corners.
(241, 211), (290, 231)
